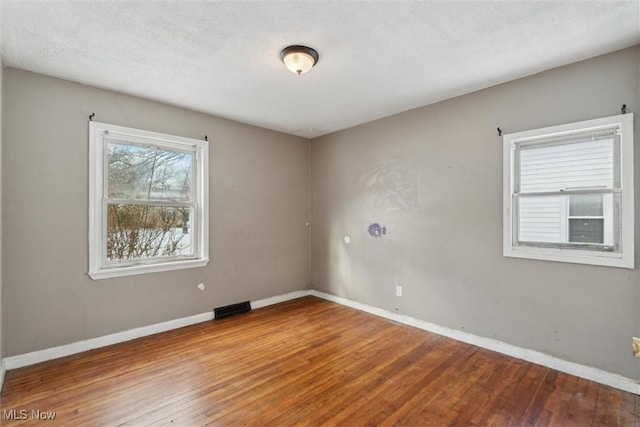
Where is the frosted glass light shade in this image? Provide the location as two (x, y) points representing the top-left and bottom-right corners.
(280, 45), (319, 75)
(283, 51), (314, 75)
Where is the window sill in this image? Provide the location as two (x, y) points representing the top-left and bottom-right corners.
(503, 246), (633, 269)
(89, 258), (209, 280)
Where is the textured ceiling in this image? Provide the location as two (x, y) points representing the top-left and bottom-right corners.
(1, 1), (639, 138)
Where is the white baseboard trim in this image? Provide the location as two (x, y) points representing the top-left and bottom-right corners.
(251, 290), (309, 309)
(309, 290), (640, 395)
(0, 358), (5, 391)
(3, 290), (308, 371)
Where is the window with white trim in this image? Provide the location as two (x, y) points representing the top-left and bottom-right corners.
(503, 114), (634, 268)
(89, 122), (209, 279)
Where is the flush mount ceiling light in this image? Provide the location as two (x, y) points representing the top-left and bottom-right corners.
(280, 45), (319, 75)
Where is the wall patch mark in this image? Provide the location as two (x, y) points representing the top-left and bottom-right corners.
(368, 223), (387, 238)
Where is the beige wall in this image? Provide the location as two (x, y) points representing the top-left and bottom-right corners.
(310, 46), (640, 379)
(2, 68), (310, 356)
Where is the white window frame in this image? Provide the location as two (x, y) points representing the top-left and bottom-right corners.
(503, 114), (634, 269)
(89, 121), (209, 280)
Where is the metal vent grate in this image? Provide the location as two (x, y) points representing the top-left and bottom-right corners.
(214, 301), (252, 319)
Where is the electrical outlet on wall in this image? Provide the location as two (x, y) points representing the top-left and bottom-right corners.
(396, 285), (403, 297)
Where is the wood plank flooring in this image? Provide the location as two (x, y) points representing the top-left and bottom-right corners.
(1, 296), (638, 426)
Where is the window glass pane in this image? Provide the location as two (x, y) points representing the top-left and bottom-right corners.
(569, 195), (603, 217)
(108, 142), (192, 201)
(569, 218), (604, 244)
(106, 204), (193, 261)
(519, 139), (613, 193)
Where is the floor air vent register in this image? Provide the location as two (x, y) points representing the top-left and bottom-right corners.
(214, 301), (252, 319)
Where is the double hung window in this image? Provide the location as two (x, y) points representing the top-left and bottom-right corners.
(89, 122), (209, 279)
(503, 114), (634, 268)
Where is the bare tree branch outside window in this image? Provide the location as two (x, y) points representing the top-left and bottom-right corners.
(106, 143), (193, 261)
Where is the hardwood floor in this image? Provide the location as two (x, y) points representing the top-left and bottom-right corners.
(1, 296), (638, 426)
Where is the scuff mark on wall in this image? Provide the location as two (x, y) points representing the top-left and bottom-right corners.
(358, 157), (419, 214)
